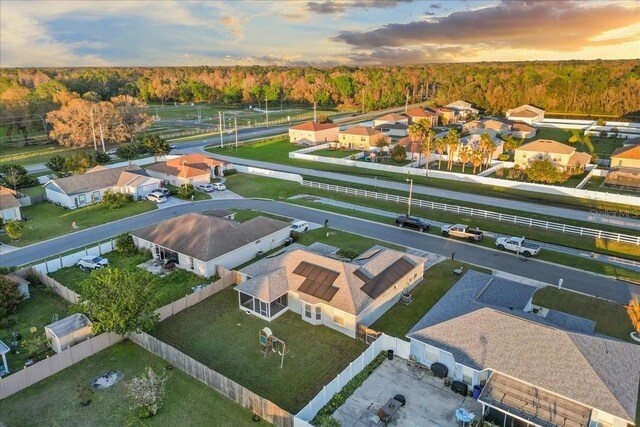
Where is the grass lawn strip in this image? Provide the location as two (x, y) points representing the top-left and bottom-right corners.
(532, 287), (635, 343)
(0, 286), (69, 373)
(0, 201), (157, 247)
(49, 251), (208, 309)
(207, 138), (639, 216)
(151, 288), (367, 413)
(0, 341), (271, 427)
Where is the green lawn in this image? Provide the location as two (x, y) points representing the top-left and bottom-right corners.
(0, 144), (92, 167)
(209, 138), (639, 216)
(19, 185), (46, 198)
(295, 227), (404, 256)
(151, 288), (367, 413)
(532, 287), (636, 343)
(230, 209), (291, 223)
(0, 341), (271, 427)
(370, 261), (490, 338)
(0, 201), (157, 247)
(49, 251), (208, 309)
(313, 149), (361, 158)
(0, 286), (70, 373)
(529, 127), (624, 159)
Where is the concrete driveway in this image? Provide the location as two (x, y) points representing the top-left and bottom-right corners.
(155, 196), (190, 209)
(334, 357), (482, 427)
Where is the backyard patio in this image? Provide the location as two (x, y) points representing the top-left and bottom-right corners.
(333, 356), (482, 427)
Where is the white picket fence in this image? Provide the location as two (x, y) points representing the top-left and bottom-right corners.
(296, 334), (409, 422)
(302, 180), (640, 245)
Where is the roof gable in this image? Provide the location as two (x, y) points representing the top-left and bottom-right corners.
(339, 126), (382, 136)
(47, 165), (145, 195)
(611, 145), (640, 160)
(516, 139), (576, 155)
(290, 121), (338, 132)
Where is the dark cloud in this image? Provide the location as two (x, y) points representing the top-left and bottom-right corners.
(334, 1), (640, 51)
(424, 11), (435, 16)
(347, 46), (476, 65)
(307, 0), (414, 15)
(429, 3), (441, 8)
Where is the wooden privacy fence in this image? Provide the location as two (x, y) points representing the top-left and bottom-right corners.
(130, 332), (293, 427)
(0, 333), (123, 399)
(302, 180), (640, 246)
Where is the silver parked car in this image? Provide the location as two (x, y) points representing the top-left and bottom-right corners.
(196, 183), (215, 192)
(77, 256), (109, 270)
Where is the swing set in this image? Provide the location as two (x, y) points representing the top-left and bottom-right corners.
(259, 327), (288, 368)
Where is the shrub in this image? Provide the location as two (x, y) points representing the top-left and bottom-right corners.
(596, 118), (606, 126)
(498, 154), (510, 161)
(391, 144), (406, 163)
(223, 168), (238, 176)
(338, 248), (360, 260)
(524, 160), (567, 184)
(26, 273), (43, 288)
(176, 184), (195, 199)
(0, 316), (17, 329)
(5, 220), (24, 240)
(127, 367), (171, 418)
(102, 191), (132, 210)
(93, 150), (111, 165)
(22, 334), (49, 360)
(507, 165), (524, 180)
(495, 168), (504, 177)
(115, 233), (137, 255)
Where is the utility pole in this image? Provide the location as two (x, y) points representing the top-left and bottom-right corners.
(406, 178), (414, 216)
(218, 112), (224, 148)
(280, 97), (283, 111)
(98, 123), (106, 152)
(222, 111), (225, 130)
(313, 102), (317, 123)
(234, 117), (238, 151)
(265, 97), (269, 127)
(90, 109), (97, 151)
(361, 88), (365, 114)
(405, 89), (409, 113)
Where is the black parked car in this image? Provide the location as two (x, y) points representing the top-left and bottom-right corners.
(395, 215), (431, 232)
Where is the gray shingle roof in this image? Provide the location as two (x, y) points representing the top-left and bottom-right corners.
(130, 213), (290, 262)
(45, 165), (147, 195)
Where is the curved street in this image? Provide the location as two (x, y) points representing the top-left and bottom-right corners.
(2, 198), (637, 304)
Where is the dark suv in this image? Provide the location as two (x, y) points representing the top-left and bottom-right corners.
(395, 215), (431, 232)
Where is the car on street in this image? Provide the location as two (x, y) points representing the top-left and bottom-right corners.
(290, 220), (309, 233)
(77, 256), (109, 270)
(211, 182), (226, 191)
(495, 236), (541, 257)
(395, 215), (431, 232)
(441, 224), (484, 241)
(197, 184), (215, 192)
(146, 192), (168, 203)
(168, 144), (177, 151)
(106, 148), (118, 155)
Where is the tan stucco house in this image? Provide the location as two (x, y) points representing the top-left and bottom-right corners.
(406, 108), (438, 127)
(372, 113), (409, 127)
(514, 139), (591, 171)
(505, 104), (545, 125)
(338, 126), (384, 150)
(610, 145), (640, 169)
(445, 100), (479, 120)
(146, 153), (226, 187)
(288, 121), (339, 145)
(436, 107), (457, 124)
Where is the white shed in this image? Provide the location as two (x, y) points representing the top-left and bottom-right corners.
(45, 313), (93, 354)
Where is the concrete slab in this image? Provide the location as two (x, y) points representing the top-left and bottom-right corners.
(334, 357), (482, 427)
(155, 196), (190, 210)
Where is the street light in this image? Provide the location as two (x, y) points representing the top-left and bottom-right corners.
(406, 177), (413, 217)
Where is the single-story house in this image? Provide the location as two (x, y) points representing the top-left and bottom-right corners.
(288, 121), (340, 145)
(236, 246), (427, 338)
(505, 104), (545, 125)
(407, 271), (640, 427)
(0, 186), (22, 221)
(338, 126), (384, 150)
(146, 153), (227, 187)
(445, 100), (479, 120)
(44, 165), (161, 209)
(514, 139), (591, 171)
(131, 213), (291, 278)
(45, 313), (93, 354)
(373, 122), (409, 137)
(372, 113), (409, 127)
(436, 107), (457, 124)
(406, 108), (438, 127)
(610, 145), (640, 169)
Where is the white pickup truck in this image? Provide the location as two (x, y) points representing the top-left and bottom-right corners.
(495, 236), (541, 257)
(440, 224), (484, 242)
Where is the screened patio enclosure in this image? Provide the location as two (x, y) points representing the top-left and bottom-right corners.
(239, 292), (288, 320)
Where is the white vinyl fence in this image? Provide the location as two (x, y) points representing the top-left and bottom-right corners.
(235, 165), (303, 184)
(303, 180), (640, 245)
(296, 334), (409, 422)
(30, 239), (117, 275)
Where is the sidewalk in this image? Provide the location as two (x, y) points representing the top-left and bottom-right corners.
(289, 194), (640, 272)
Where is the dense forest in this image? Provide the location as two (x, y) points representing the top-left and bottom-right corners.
(1, 60), (640, 143)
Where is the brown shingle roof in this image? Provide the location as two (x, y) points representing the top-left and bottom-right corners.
(44, 165), (146, 195)
(166, 153), (224, 168)
(290, 121), (338, 131)
(0, 186), (20, 210)
(506, 104), (545, 117)
(516, 139), (576, 155)
(406, 108), (437, 117)
(611, 145), (640, 160)
(396, 136), (421, 154)
(146, 162), (210, 179)
(568, 151), (592, 167)
(375, 113), (407, 123)
(511, 122), (535, 132)
(339, 126), (382, 137)
(130, 213), (290, 262)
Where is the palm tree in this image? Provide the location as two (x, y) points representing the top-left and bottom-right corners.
(423, 128), (435, 175)
(446, 129), (460, 171)
(434, 137), (447, 170)
(627, 298), (640, 338)
(459, 145), (471, 173)
(470, 147), (484, 174)
(479, 133), (494, 170)
(407, 124), (421, 168)
(408, 121), (433, 173)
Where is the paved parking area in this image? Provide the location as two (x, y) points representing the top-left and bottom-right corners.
(334, 357), (482, 427)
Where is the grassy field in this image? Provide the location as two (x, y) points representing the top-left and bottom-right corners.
(230, 209), (291, 223)
(0, 341), (271, 427)
(313, 149), (361, 158)
(151, 288), (367, 413)
(223, 174), (640, 261)
(0, 286), (69, 373)
(295, 226), (404, 255)
(49, 251), (208, 309)
(0, 143), (91, 167)
(532, 287), (636, 343)
(529, 127), (624, 158)
(370, 261), (490, 338)
(0, 201), (157, 246)
(208, 138), (639, 216)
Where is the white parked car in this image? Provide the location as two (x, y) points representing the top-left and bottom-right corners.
(146, 192), (167, 203)
(290, 221), (309, 233)
(155, 188), (171, 197)
(197, 184), (215, 192)
(77, 256), (109, 270)
(106, 148), (118, 155)
(211, 182), (226, 191)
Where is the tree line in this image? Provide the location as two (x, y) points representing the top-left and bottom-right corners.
(1, 60), (639, 145)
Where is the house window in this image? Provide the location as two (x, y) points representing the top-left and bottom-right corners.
(334, 314), (344, 325)
(315, 306), (322, 321)
(188, 257), (194, 270)
(304, 304), (311, 319)
(618, 160), (622, 166)
(521, 154), (526, 159)
(360, 136), (366, 142)
(537, 154), (543, 160)
(425, 346), (438, 362)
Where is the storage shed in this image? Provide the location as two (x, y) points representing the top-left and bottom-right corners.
(44, 313), (93, 354)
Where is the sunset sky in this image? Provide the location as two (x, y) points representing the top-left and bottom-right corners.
(1, 0), (639, 67)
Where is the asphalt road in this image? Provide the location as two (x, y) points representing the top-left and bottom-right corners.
(2, 199), (636, 304)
